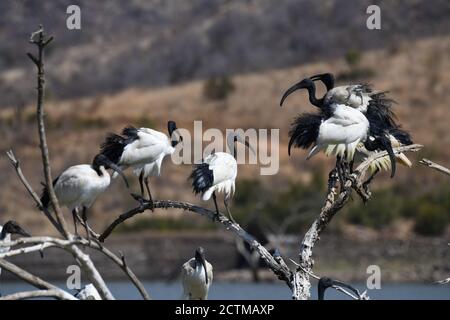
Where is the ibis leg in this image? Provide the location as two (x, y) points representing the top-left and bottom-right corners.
(72, 209), (79, 237)
(224, 198), (236, 223)
(327, 168), (338, 193)
(139, 171), (145, 198)
(336, 156), (345, 190)
(363, 168), (379, 191)
(349, 159), (355, 174)
(81, 207), (90, 245)
(144, 177), (154, 209)
(212, 192), (220, 220)
(130, 171), (146, 205)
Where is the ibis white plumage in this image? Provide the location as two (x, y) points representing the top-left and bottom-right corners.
(0, 221), (30, 295)
(100, 121), (182, 205)
(310, 73), (414, 177)
(190, 133), (254, 223)
(280, 77), (371, 184)
(40, 154), (128, 240)
(181, 247), (213, 300)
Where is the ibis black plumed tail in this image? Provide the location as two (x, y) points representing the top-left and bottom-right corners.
(367, 91), (397, 128)
(100, 126), (139, 164)
(389, 126), (413, 145)
(40, 176), (60, 210)
(122, 126), (139, 139)
(189, 163), (214, 195)
(288, 113), (322, 156)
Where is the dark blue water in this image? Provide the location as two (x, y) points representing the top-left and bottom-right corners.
(2, 281), (450, 300)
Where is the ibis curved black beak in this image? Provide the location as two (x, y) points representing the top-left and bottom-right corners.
(98, 155), (129, 188)
(109, 162), (129, 188)
(280, 78), (315, 107)
(318, 277), (360, 300)
(380, 136), (397, 178)
(15, 226), (31, 238)
(330, 280), (361, 298)
(195, 247), (208, 285)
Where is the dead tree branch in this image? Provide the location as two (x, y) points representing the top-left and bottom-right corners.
(100, 200), (294, 289)
(0, 258), (76, 300)
(0, 289), (77, 300)
(292, 144), (423, 299)
(6, 150), (63, 234)
(27, 25), (70, 238)
(99, 145), (423, 299)
(0, 236), (150, 300)
(420, 158), (450, 176)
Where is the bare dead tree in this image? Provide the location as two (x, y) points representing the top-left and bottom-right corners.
(100, 144), (422, 300)
(1, 26), (150, 300)
(419, 159), (450, 285)
(1, 25), (424, 301)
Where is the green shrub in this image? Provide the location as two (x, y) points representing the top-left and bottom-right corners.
(344, 189), (402, 229)
(414, 203), (448, 236)
(203, 76), (235, 101)
(345, 49), (361, 68)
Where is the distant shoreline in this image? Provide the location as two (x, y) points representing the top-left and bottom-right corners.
(3, 231), (449, 283)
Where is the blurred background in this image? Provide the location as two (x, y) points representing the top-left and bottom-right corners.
(0, 0), (449, 299)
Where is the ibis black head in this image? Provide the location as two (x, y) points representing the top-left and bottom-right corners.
(310, 73), (335, 91)
(280, 78), (323, 109)
(92, 154), (130, 188)
(1, 220), (31, 239)
(168, 120), (182, 148)
(194, 247), (209, 285)
(227, 133), (256, 159)
(364, 133), (397, 178)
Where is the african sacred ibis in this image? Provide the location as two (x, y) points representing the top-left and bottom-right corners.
(75, 283), (101, 300)
(280, 77), (372, 182)
(190, 133), (254, 223)
(181, 247), (213, 300)
(0, 221), (30, 295)
(100, 121), (182, 206)
(40, 154), (128, 241)
(318, 277), (361, 300)
(310, 73), (414, 177)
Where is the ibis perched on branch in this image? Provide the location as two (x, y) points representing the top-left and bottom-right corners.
(280, 77), (371, 182)
(0, 221), (31, 296)
(190, 133), (255, 223)
(181, 247), (213, 300)
(310, 73), (414, 178)
(40, 154), (128, 241)
(100, 121), (182, 207)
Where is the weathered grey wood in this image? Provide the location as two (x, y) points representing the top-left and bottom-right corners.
(420, 158), (450, 176)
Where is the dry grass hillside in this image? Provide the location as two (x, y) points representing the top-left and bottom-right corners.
(0, 35), (449, 235)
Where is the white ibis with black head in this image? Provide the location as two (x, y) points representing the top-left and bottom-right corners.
(310, 73), (414, 178)
(0, 221), (31, 295)
(40, 154), (128, 241)
(100, 121), (182, 207)
(181, 247), (213, 300)
(280, 77), (371, 182)
(189, 133), (255, 223)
